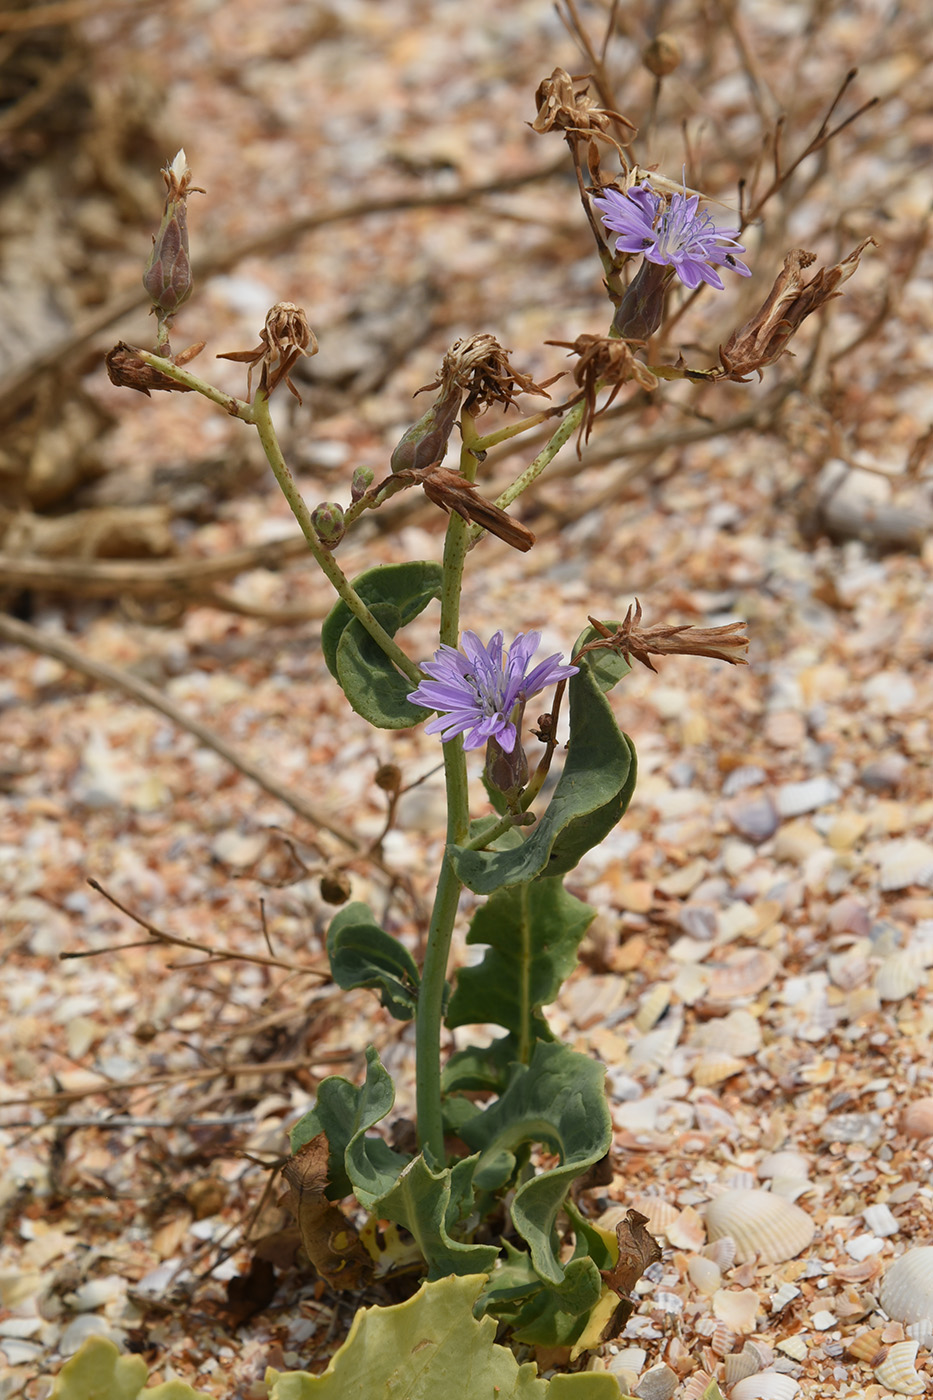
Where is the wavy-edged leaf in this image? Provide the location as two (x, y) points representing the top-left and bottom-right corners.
(371, 1153), (498, 1278)
(264, 1273), (619, 1399)
(459, 1042), (612, 1285)
(290, 1045), (408, 1204)
(326, 901), (420, 1020)
(445, 879), (594, 1047)
(449, 659), (637, 894)
(442, 1033), (519, 1096)
(48, 1337), (212, 1400)
(321, 561), (442, 728)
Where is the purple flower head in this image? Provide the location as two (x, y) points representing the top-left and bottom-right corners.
(407, 630), (578, 752)
(593, 179), (751, 291)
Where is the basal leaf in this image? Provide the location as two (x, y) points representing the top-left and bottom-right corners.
(48, 1337), (212, 1400)
(448, 659), (637, 894)
(326, 901), (420, 1020)
(442, 1033), (520, 1095)
(459, 1042), (612, 1286)
(371, 1153), (498, 1278)
(290, 1045), (408, 1205)
(321, 562), (442, 729)
(445, 879), (594, 1047)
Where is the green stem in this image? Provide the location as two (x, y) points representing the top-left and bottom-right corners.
(251, 394), (422, 685)
(471, 408), (554, 453)
(467, 400), (585, 547)
(414, 419), (477, 1163)
(137, 350), (252, 419)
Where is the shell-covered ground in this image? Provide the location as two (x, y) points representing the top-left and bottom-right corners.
(2, 0), (933, 1396)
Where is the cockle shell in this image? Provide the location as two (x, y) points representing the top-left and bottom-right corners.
(846, 1328), (884, 1362)
(902, 1097), (933, 1139)
(723, 1350), (758, 1385)
(875, 950), (925, 1002)
(703, 1235), (736, 1271)
(707, 949), (778, 1003)
(880, 1247), (933, 1325)
(704, 1190), (815, 1264)
(730, 1374), (798, 1400)
(680, 1373), (714, 1400)
(693, 1053), (747, 1087)
(692, 1009), (762, 1057)
(757, 1150), (810, 1180)
(874, 1339), (926, 1395)
(629, 1195), (679, 1236)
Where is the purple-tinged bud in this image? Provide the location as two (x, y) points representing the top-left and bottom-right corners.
(143, 150), (197, 320)
(312, 502), (345, 546)
(390, 381), (463, 474)
(351, 465), (375, 501)
(611, 259), (671, 341)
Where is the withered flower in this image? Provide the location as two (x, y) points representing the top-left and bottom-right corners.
(546, 333), (659, 447)
(388, 463), (536, 553)
(532, 67), (635, 165)
(718, 238), (875, 381)
(578, 600), (748, 673)
(105, 341), (204, 397)
(417, 334), (560, 417)
(218, 301), (318, 402)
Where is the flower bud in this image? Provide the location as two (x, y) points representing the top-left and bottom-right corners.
(642, 34), (681, 78)
(390, 381), (463, 474)
(143, 150), (196, 319)
(311, 501), (345, 546)
(320, 869), (352, 905)
(611, 259), (671, 341)
(351, 465), (375, 501)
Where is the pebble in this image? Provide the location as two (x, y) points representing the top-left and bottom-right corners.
(724, 791), (781, 843)
(634, 1363), (678, 1400)
(776, 777), (843, 817)
(819, 1111), (884, 1148)
(859, 753), (908, 791)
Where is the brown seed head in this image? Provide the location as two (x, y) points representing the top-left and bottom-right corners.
(546, 332), (658, 448)
(217, 301), (318, 402)
(642, 34), (682, 78)
(417, 333), (560, 417)
(531, 67), (636, 158)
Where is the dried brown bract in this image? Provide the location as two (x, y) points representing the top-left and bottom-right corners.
(218, 301), (319, 402)
(417, 333), (560, 416)
(106, 341), (203, 397)
(579, 600), (749, 672)
(718, 238), (875, 381)
(547, 333), (659, 447)
(532, 67), (635, 165)
(390, 463), (535, 553)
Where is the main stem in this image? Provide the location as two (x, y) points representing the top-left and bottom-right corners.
(414, 422), (476, 1163)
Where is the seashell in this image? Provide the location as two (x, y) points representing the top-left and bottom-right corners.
(680, 1373), (715, 1400)
(692, 1052), (747, 1086)
(881, 1248), (933, 1325)
(608, 1346), (646, 1379)
(634, 1362), (678, 1400)
(703, 1236), (736, 1271)
(629, 1014), (683, 1068)
(730, 1373), (799, 1400)
(768, 1176), (813, 1203)
(635, 983), (672, 1032)
(693, 1009), (762, 1057)
(875, 950), (925, 1001)
(874, 1339), (926, 1395)
(770, 1282), (801, 1313)
(723, 1351), (758, 1385)
(666, 1205), (706, 1252)
(906, 1319), (933, 1347)
(712, 1287), (759, 1334)
(707, 949), (778, 1003)
(776, 1336), (807, 1361)
(863, 1203), (899, 1237)
(757, 1150), (809, 1180)
(688, 1255), (722, 1296)
(901, 1098), (933, 1139)
(704, 1189), (815, 1264)
(629, 1195), (679, 1236)
(845, 1327), (884, 1362)
(709, 1319), (737, 1356)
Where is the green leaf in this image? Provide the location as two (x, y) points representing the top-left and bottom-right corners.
(290, 1045), (409, 1204)
(48, 1337), (212, 1400)
(445, 879), (594, 1047)
(326, 901), (420, 1020)
(321, 561), (442, 729)
(442, 1033), (519, 1095)
(449, 658), (637, 894)
(571, 621), (632, 693)
(459, 1042), (612, 1286)
(477, 1244), (602, 1344)
(264, 1273), (618, 1399)
(371, 1153), (499, 1278)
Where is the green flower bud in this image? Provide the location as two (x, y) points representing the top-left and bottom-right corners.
(351, 465), (375, 501)
(311, 501), (345, 546)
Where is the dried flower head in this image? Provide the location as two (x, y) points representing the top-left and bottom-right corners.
(594, 179), (751, 291)
(408, 630), (578, 752)
(532, 67), (635, 162)
(547, 333), (659, 446)
(579, 601), (748, 673)
(718, 239), (875, 381)
(143, 150), (202, 323)
(417, 334), (559, 416)
(218, 302), (318, 402)
(382, 462), (536, 553)
(105, 341), (204, 397)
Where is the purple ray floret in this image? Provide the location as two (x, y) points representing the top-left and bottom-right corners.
(407, 630), (578, 752)
(593, 180), (751, 291)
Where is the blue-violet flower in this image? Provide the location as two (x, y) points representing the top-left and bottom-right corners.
(407, 630), (578, 752)
(593, 180), (751, 291)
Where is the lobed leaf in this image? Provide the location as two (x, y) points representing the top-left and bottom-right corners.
(326, 901), (420, 1020)
(371, 1152), (499, 1278)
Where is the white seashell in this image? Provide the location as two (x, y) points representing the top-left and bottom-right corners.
(666, 1205), (706, 1251)
(692, 1052), (747, 1086)
(608, 1346), (646, 1377)
(712, 1287), (759, 1334)
(874, 1339), (926, 1395)
(777, 1336), (808, 1361)
(629, 1015), (683, 1068)
(693, 1009), (762, 1057)
(907, 1320), (933, 1348)
(902, 1098), (933, 1139)
(704, 1190), (815, 1264)
(706, 1187), (812, 1265)
(768, 1175), (813, 1203)
(770, 1282), (801, 1312)
(635, 983), (672, 1032)
(634, 1362), (678, 1400)
(629, 1195), (679, 1236)
(881, 1248), (933, 1326)
(707, 949), (778, 1002)
(688, 1255), (722, 1296)
(723, 1351), (758, 1384)
(703, 1236), (736, 1271)
(863, 1203), (899, 1237)
(875, 950), (925, 1001)
(757, 1150), (809, 1180)
(710, 1319), (737, 1355)
(730, 1373), (799, 1400)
